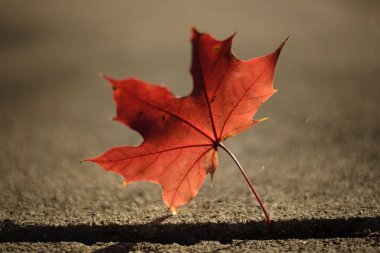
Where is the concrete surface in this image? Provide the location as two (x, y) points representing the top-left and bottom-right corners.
(0, 1), (379, 252)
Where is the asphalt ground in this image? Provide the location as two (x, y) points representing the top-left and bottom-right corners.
(0, 1), (379, 252)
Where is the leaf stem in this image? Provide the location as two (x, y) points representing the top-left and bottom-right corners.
(218, 142), (274, 233)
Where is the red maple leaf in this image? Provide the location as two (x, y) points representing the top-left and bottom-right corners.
(86, 28), (286, 227)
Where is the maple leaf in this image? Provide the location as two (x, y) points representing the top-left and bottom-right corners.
(86, 28), (286, 226)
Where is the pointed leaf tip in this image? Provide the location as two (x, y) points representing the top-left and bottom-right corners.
(120, 180), (129, 189)
(99, 73), (116, 85)
(257, 117), (269, 123)
(81, 158), (90, 163)
(277, 36), (289, 52)
(191, 27), (202, 41)
(191, 26), (199, 34)
(228, 31), (237, 41)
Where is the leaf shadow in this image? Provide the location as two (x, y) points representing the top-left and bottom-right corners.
(0, 216), (378, 249)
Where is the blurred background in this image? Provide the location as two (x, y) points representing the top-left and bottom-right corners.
(0, 1), (379, 227)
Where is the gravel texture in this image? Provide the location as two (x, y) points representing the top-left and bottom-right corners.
(0, 1), (379, 252)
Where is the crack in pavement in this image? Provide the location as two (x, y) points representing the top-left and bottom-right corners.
(0, 216), (379, 245)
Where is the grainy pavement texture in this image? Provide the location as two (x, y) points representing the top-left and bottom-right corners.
(0, 1), (379, 252)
